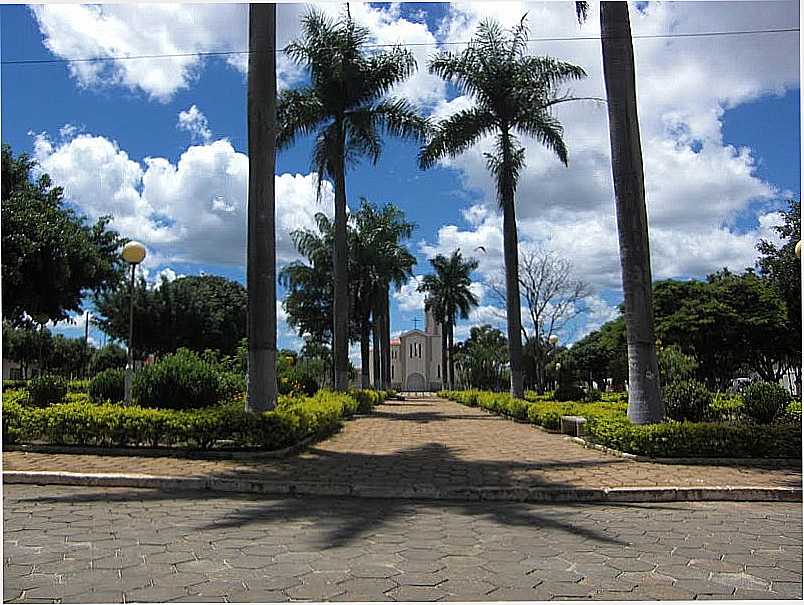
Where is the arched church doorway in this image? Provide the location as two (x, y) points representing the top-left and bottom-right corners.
(405, 372), (426, 391)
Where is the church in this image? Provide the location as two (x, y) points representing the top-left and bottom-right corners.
(369, 306), (443, 391)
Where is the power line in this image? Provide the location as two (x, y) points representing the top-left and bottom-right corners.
(2, 26), (798, 66)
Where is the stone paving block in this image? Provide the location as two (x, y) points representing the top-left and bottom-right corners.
(248, 575), (303, 591)
(61, 590), (125, 603)
(151, 571), (208, 588)
(672, 578), (737, 595)
(174, 559), (228, 574)
(747, 565), (803, 582)
(124, 586), (188, 602)
(349, 564), (401, 579)
(386, 585), (448, 601)
(770, 580), (804, 598)
(393, 572), (448, 587)
(186, 580), (247, 598)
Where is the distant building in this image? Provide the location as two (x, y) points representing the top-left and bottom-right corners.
(370, 306), (443, 392)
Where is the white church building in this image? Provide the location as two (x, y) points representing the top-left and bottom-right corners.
(370, 306), (443, 391)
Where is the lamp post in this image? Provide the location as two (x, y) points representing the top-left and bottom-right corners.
(121, 241), (147, 405)
(33, 313), (49, 377)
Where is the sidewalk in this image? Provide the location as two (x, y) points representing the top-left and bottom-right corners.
(3, 396), (801, 501)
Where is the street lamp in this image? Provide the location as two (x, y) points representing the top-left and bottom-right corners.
(796, 240), (801, 259)
(122, 241), (147, 405)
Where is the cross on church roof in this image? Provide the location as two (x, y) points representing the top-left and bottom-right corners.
(412, 317), (421, 330)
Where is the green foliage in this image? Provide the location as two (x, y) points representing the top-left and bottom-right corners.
(585, 416), (801, 459)
(133, 349), (229, 410)
(89, 368), (126, 403)
(278, 365), (319, 397)
(3, 379), (28, 390)
(742, 381), (790, 424)
(710, 392), (744, 422)
(441, 389), (799, 458)
(3, 390), (385, 450)
(2, 144), (125, 325)
(26, 375), (68, 407)
(657, 345), (698, 385)
(88, 343), (128, 374)
(451, 325), (508, 390)
(67, 379), (90, 393)
(583, 388), (603, 403)
(93, 275), (247, 358)
(756, 200), (801, 386)
(553, 384), (585, 402)
(663, 379), (712, 422)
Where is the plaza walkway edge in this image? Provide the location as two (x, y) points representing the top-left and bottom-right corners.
(4, 470), (801, 502)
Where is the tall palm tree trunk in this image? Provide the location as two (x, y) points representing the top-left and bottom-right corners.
(382, 286), (392, 389)
(372, 306), (381, 389)
(440, 318), (448, 390)
(332, 134), (350, 392)
(502, 192), (525, 398)
(246, 2), (278, 412)
(447, 320), (455, 390)
(601, 1), (663, 423)
(359, 314), (371, 389)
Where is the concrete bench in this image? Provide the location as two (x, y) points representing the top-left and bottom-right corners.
(560, 415), (587, 437)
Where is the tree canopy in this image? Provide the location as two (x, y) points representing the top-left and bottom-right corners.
(2, 143), (125, 325)
(93, 275), (247, 357)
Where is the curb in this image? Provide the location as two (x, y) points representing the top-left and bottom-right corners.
(566, 436), (803, 467)
(4, 471), (801, 503)
(3, 433), (322, 460)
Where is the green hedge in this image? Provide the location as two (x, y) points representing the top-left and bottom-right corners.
(585, 415), (801, 459)
(3, 389), (385, 451)
(439, 389), (800, 459)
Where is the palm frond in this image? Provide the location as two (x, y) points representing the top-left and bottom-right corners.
(276, 88), (327, 150)
(373, 97), (431, 143)
(418, 107), (496, 169)
(515, 111), (568, 165)
(575, 1), (589, 24)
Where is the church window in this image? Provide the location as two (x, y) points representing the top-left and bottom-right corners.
(437, 364), (440, 378)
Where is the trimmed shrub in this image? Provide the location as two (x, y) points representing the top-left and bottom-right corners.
(89, 368), (126, 403)
(586, 416), (801, 459)
(67, 379), (90, 393)
(2, 389), (384, 451)
(663, 379), (712, 422)
(218, 372), (246, 400)
(553, 384), (585, 402)
(133, 349), (225, 410)
(742, 381), (790, 424)
(710, 392), (743, 422)
(351, 389), (385, 413)
(583, 388), (603, 403)
(3, 379), (28, 390)
(278, 366), (319, 396)
(27, 375), (68, 407)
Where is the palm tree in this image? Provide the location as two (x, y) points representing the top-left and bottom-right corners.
(246, 3), (278, 412)
(352, 201), (416, 389)
(419, 17), (586, 398)
(418, 250), (479, 389)
(277, 8), (429, 392)
(576, 1), (663, 423)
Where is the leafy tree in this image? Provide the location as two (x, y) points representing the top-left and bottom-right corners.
(88, 343), (128, 375)
(453, 325), (508, 391)
(278, 7), (429, 391)
(419, 17), (586, 398)
(657, 344), (698, 387)
(2, 322), (51, 378)
(47, 335), (90, 378)
(653, 270), (788, 389)
(93, 275), (247, 357)
(756, 199), (801, 393)
(2, 144), (125, 325)
(418, 250), (479, 389)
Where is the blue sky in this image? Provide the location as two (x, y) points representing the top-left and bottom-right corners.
(2, 2), (799, 358)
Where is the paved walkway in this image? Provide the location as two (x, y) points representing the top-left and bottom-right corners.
(3, 396), (800, 492)
(4, 484), (802, 602)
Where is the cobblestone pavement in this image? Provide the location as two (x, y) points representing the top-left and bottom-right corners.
(4, 484), (802, 602)
(3, 397), (800, 491)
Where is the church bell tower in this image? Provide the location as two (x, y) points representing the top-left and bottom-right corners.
(425, 306), (442, 336)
